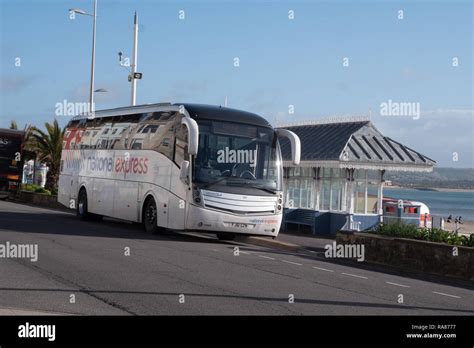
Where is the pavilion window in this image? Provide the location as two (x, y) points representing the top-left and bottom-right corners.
(284, 168), (315, 209)
(367, 180), (380, 214)
(330, 180), (344, 211)
(351, 169), (381, 215)
(354, 169), (368, 214)
(318, 168), (345, 211)
(354, 181), (366, 214)
(321, 180), (330, 210)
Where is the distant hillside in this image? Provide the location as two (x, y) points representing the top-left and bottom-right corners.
(385, 168), (474, 189)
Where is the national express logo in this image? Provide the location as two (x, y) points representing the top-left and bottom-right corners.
(87, 156), (114, 172)
(86, 155), (149, 178)
(115, 156), (149, 178)
(64, 152), (149, 178)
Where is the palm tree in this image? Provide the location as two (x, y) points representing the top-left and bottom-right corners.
(26, 119), (65, 194)
(10, 120), (18, 129)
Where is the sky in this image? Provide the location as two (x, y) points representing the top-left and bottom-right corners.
(0, 0), (472, 167)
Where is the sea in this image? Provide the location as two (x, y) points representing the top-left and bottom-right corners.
(383, 187), (474, 221)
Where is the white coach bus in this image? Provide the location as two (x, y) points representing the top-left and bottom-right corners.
(58, 103), (300, 240)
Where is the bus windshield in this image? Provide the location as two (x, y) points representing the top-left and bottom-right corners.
(193, 121), (282, 192)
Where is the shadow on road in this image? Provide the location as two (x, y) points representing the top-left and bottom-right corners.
(0, 287), (472, 315)
(0, 210), (225, 245)
(2, 206), (473, 294)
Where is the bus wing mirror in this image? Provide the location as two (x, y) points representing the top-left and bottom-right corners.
(179, 160), (190, 183)
(276, 129), (301, 165)
(181, 117), (199, 156)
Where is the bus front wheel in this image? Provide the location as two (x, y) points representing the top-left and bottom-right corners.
(143, 197), (160, 234)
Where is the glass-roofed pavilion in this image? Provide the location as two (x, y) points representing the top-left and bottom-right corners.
(278, 117), (436, 235)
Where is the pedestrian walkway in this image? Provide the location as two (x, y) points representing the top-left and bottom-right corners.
(238, 231), (335, 254)
(276, 232), (334, 252)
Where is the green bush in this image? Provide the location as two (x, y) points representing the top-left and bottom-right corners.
(464, 234), (474, 247)
(34, 187), (51, 195)
(21, 184), (51, 195)
(374, 222), (473, 247)
(376, 222), (421, 238)
(22, 183), (42, 192)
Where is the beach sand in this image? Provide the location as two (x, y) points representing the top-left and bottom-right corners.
(443, 220), (474, 236)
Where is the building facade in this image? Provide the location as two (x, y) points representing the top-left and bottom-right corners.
(278, 118), (436, 235)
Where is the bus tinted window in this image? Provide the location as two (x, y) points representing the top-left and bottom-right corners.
(67, 111), (181, 161)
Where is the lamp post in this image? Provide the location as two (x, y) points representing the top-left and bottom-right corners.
(118, 12), (141, 106)
(69, 0), (97, 115)
(131, 11), (139, 106)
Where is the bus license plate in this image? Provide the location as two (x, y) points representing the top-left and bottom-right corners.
(231, 223), (248, 228)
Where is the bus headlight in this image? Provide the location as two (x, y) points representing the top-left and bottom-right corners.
(193, 186), (202, 205)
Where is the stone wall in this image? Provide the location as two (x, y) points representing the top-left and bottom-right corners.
(18, 191), (64, 210)
(336, 231), (474, 282)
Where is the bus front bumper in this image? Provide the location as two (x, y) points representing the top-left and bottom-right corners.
(186, 204), (282, 237)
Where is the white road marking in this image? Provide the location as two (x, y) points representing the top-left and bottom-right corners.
(341, 272), (368, 279)
(432, 291), (461, 299)
(281, 260), (303, 266)
(258, 255), (276, 260)
(312, 266), (334, 272)
(386, 281), (410, 288)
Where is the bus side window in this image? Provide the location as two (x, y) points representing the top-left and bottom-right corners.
(131, 139), (142, 150)
(123, 123), (140, 150)
(141, 118), (175, 160)
(110, 139), (120, 149)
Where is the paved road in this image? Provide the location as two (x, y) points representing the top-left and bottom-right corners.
(0, 200), (473, 315)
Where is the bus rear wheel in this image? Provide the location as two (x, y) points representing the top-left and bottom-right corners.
(216, 232), (236, 241)
(143, 197), (160, 234)
(77, 188), (102, 221)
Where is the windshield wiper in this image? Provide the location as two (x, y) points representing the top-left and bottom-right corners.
(246, 185), (277, 194)
(201, 176), (237, 189)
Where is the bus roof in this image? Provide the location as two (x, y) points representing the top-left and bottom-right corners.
(0, 128), (25, 137)
(69, 103), (272, 128)
(180, 103), (271, 128)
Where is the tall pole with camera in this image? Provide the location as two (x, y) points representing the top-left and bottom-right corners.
(118, 12), (142, 106)
(131, 12), (139, 106)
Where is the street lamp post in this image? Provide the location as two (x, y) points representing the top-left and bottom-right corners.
(69, 0), (97, 115)
(89, 0), (97, 113)
(118, 12), (142, 106)
(131, 11), (138, 106)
